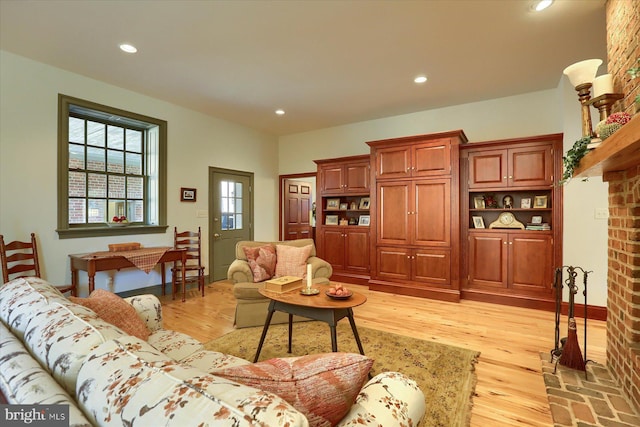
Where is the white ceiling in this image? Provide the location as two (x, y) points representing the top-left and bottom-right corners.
(0, 0), (607, 136)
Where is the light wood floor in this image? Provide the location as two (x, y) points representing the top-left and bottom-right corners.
(160, 281), (607, 427)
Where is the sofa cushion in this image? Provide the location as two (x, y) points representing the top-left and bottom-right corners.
(275, 244), (312, 278)
(214, 352), (373, 427)
(23, 301), (127, 397)
(70, 289), (150, 341)
(0, 322), (94, 427)
(77, 336), (308, 427)
(243, 244), (276, 282)
(0, 277), (69, 339)
(148, 329), (204, 361)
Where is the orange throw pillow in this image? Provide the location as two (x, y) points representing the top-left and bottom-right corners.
(214, 352), (373, 427)
(69, 289), (150, 341)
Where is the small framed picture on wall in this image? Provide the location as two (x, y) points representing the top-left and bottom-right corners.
(181, 187), (197, 202)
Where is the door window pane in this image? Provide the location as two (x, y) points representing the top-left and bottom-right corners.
(88, 173), (106, 198)
(107, 149), (124, 173)
(220, 180), (243, 230)
(87, 147), (105, 171)
(69, 171), (86, 197)
(88, 199), (106, 223)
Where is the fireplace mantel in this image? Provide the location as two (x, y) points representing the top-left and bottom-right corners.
(573, 114), (640, 179)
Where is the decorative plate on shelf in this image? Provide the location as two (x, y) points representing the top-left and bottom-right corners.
(325, 290), (353, 300)
(107, 222), (130, 227)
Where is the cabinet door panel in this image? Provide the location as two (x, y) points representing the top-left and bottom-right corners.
(320, 229), (345, 270)
(344, 228), (370, 272)
(377, 182), (409, 244)
(414, 248), (450, 286)
(413, 141), (450, 176)
(345, 163), (370, 193)
(468, 150), (507, 188)
(376, 247), (410, 280)
(468, 233), (507, 289)
(320, 166), (343, 193)
(509, 234), (553, 293)
(414, 179), (450, 246)
(375, 147), (410, 179)
(509, 146), (553, 187)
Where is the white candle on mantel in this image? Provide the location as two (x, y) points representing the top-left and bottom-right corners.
(306, 264), (312, 289)
(593, 74), (614, 98)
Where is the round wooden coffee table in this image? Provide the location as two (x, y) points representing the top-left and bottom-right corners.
(254, 283), (367, 362)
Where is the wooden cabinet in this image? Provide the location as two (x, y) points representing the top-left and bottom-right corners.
(320, 227), (370, 275)
(377, 179), (450, 247)
(468, 143), (553, 189)
(315, 155), (371, 284)
(461, 134), (562, 310)
(376, 246), (451, 287)
(374, 138), (452, 180)
(468, 231), (553, 295)
(319, 159), (369, 194)
(368, 130), (467, 302)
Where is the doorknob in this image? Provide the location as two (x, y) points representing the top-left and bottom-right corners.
(214, 233), (221, 237)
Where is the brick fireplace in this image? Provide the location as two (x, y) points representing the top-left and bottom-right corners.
(603, 0), (640, 413)
(605, 163), (640, 412)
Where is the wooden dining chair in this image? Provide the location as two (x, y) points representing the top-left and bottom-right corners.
(0, 233), (76, 295)
(171, 227), (205, 298)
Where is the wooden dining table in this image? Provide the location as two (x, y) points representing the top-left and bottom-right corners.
(69, 247), (187, 300)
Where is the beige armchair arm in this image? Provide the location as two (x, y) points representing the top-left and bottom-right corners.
(227, 259), (254, 283)
(307, 256), (333, 280)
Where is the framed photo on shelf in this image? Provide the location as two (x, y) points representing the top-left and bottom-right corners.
(534, 195), (548, 208)
(474, 196), (485, 209)
(339, 202), (349, 210)
(359, 197), (370, 210)
(180, 187), (196, 202)
(472, 216), (485, 229)
(531, 215), (543, 224)
(520, 198), (532, 209)
(326, 198), (341, 210)
(358, 215), (370, 226)
(325, 215), (339, 225)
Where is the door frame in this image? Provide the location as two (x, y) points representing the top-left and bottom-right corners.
(209, 167), (254, 281)
(279, 172), (316, 240)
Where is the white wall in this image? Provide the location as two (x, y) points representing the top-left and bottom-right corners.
(0, 51), (279, 294)
(278, 86), (610, 307)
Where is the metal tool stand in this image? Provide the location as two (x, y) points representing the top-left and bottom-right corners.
(550, 265), (593, 379)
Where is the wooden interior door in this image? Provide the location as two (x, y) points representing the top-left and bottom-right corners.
(283, 180), (312, 240)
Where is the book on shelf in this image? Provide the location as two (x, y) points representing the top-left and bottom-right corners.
(526, 223), (551, 231)
(263, 276), (303, 293)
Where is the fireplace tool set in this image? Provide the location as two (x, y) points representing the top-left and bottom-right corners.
(550, 265), (593, 379)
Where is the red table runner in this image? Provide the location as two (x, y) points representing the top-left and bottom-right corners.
(83, 247), (171, 274)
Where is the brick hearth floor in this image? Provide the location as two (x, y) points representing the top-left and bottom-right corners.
(540, 353), (640, 426)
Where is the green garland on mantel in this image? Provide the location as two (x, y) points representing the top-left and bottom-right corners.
(560, 136), (591, 185)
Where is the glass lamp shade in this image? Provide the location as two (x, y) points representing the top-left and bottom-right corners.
(563, 59), (603, 87)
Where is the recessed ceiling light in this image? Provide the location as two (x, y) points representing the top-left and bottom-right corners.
(414, 75), (428, 84)
(275, 109), (285, 116)
(119, 43), (137, 53)
(533, 0), (553, 12)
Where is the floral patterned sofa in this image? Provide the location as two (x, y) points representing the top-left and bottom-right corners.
(0, 277), (426, 427)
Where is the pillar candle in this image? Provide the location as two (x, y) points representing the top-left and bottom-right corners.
(593, 74), (614, 97)
(306, 264), (312, 288)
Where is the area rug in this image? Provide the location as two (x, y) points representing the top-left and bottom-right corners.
(204, 321), (480, 427)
